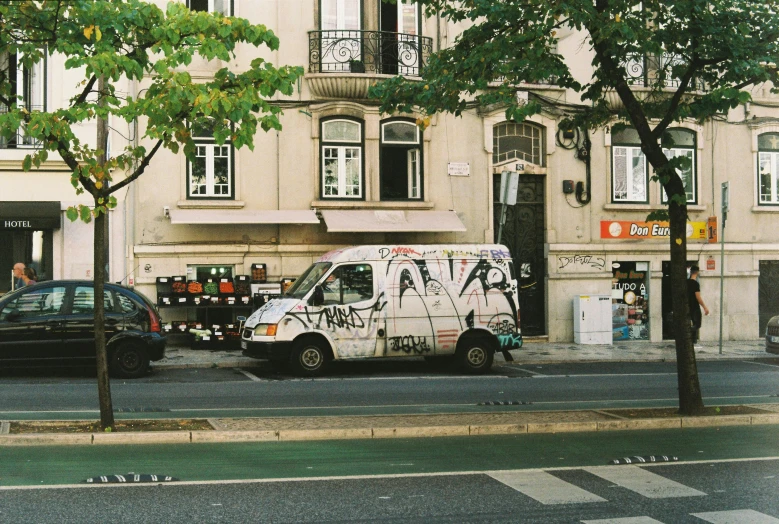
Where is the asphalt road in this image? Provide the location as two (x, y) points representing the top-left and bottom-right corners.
(0, 360), (778, 420)
(1, 430), (778, 522)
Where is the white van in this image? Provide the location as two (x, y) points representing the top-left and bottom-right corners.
(241, 244), (522, 375)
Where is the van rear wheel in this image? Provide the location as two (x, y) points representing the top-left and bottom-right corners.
(290, 339), (329, 377)
(455, 337), (494, 374)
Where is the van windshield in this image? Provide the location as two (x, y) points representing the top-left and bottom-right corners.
(284, 262), (332, 299)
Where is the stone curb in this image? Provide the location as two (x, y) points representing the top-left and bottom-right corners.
(2, 413), (778, 446)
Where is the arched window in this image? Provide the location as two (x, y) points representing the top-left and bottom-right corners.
(661, 128), (697, 204)
(759, 133), (779, 205)
(380, 119), (422, 200)
(612, 127), (647, 203)
(492, 122), (543, 166)
(321, 118), (363, 199)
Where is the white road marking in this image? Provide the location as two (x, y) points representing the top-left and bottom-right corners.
(583, 465), (706, 498)
(2, 458), (778, 492)
(582, 517), (664, 524)
(740, 360), (779, 370)
(234, 368), (262, 382)
(488, 470), (607, 505)
(512, 367), (547, 376)
(691, 509), (779, 523)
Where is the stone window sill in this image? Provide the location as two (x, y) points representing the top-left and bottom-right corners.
(177, 200), (245, 209)
(311, 200), (435, 210)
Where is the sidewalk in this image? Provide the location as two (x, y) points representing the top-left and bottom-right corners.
(0, 337), (774, 446)
(154, 336), (772, 370)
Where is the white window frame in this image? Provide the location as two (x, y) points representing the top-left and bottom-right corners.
(612, 145), (648, 203)
(321, 119), (363, 199)
(187, 0), (231, 15)
(188, 130), (233, 199)
(759, 150), (779, 205)
(321, 0), (361, 30)
(660, 147), (696, 204)
(380, 120), (422, 201)
(1, 49), (46, 148)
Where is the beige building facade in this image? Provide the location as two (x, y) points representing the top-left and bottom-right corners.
(3, 1), (778, 344)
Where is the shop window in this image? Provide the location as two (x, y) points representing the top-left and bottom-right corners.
(492, 122), (543, 166)
(0, 286), (66, 321)
(321, 118), (363, 199)
(188, 265), (234, 281)
(660, 128), (697, 204)
(612, 127), (648, 203)
(380, 119), (421, 200)
(321, 264), (373, 305)
(611, 262), (649, 341)
(0, 49), (46, 148)
(187, 0), (231, 15)
(187, 122), (233, 199)
(758, 132), (779, 205)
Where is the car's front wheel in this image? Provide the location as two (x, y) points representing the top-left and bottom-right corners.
(110, 342), (150, 378)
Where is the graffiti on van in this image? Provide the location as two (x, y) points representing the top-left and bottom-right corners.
(388, 335), (430, 354)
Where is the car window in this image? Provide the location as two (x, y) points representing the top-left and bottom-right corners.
(0, 286), (67, 321)
(72, 286), (115, 315)
(322, 264), (373, 305)
(116, 292), (138, 313)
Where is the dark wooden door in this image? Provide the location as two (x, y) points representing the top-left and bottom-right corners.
(759, 260), (779, 337)
(494, 175), (546, 336)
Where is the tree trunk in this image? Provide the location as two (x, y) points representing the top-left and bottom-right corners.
(668, 198), (705, 415)
(95, 75), (114, 430)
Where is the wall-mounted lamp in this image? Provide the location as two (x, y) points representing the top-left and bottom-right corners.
(163, 206), (170, 218)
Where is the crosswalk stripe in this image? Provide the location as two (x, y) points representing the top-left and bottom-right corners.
(581, 517), (664, 524)
(691, 509), (779, 523)
(583, 465), (706, 499)
(488, 470), (607, 505)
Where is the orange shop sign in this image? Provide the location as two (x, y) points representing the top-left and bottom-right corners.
(600, 220), (707, 240)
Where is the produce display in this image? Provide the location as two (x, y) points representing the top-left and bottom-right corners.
(235, 280), (251, 295)
(203, 281), (219, 295)
(219, 281), (235, 294)
(187, 281), (203, 294)
(171, 281), (187, 294)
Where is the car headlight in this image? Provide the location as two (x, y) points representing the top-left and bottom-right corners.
(254, 324), (277, 336)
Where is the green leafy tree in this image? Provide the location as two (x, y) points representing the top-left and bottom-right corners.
(371, 0), (779, 415)
(0, 0), (302, 429)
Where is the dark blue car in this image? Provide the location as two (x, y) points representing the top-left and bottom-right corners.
(0, 280), (166, 378)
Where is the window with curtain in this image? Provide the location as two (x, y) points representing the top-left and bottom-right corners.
(612, 127), (647, 203)
(321, 118), (363, 199)
(660, 128), (697, 204)
(758, 132), (779, 205)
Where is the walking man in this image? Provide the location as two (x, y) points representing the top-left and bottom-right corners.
(687, 265), (709, 348)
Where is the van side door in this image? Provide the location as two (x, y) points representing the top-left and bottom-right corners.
(316, 263), (381, 359)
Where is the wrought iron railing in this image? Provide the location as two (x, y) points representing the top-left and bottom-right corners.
(309, 30), (432, 77)
(624, 53), (706, 91)
(0, 105), (45, 149)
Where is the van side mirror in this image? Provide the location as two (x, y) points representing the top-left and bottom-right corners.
(309, 285), (324, 307)
(236, 316), (246, 322)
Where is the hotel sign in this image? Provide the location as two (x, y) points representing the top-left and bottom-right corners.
(0, 202), (61, 229)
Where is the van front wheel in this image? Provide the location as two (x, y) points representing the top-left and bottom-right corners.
(290, 339), (329, 377)
(455, 338), (494, 374)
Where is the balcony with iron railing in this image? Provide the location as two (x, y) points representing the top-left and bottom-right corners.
(307, 30), (433, 99)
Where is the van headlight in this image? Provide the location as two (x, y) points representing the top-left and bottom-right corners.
(254, 324), (277, 336)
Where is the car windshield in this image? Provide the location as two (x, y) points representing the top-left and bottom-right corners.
(284, 262), (332, 299)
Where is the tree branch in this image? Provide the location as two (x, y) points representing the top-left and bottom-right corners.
(107, 138), (165, 194)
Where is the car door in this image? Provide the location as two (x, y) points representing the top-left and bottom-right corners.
(315, 263), (380, 359)
(60, 285), (122, 359)
(0, 285), (67, 361)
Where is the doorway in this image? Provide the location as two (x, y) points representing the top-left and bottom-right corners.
(494, 174), (546, 336)
(0, 230), (53, 293)
(378, 1), (420, 75)
(661, 260), (697, 339)
(759, 260), (779, 337)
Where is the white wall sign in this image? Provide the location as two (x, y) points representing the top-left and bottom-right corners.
(447, 162), (470, 177)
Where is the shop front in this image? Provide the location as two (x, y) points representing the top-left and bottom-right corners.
(0, 201), (60, 293)
(611, 261), (650, 341)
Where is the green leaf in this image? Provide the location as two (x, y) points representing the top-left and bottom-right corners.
(22, 156), (32, 171)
